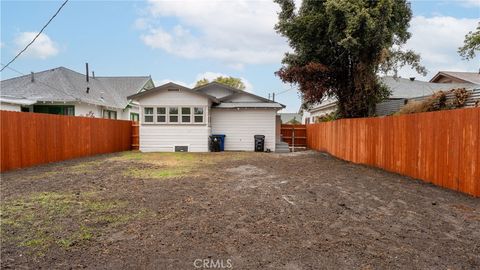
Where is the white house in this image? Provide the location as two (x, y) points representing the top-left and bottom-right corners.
(0, 66), (154, 120)
(127, 82), (285, 152)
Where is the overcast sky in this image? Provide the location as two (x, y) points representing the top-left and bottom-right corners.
(1, 0), (479, 112)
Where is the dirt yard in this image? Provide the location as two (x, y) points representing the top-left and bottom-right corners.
(1, 151), (479, 269)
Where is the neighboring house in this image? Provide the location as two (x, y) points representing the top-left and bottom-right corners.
(301, 76), (479, 123)
(128, 82), (285, 152)
(430, 71), (480, 84)
(301, 97), (337, 124)
(278, 113), (301, 124)
(375, 76), (478, 115)
(0, 66), (154, 120)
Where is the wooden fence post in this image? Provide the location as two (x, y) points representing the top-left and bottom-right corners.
(292, 126), (295, 152)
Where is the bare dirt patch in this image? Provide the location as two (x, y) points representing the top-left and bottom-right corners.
(1, 151), (479, 269)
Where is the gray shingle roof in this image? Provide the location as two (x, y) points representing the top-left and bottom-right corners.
(381, 76), (478, 98)
(305, 76), (479, 111)
(430, 71), (480, 84)
(214, 102), (284, 109)
(194, 81), (285, 108)
(0, 67), (152, 109)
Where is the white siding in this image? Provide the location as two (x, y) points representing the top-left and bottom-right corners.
(139, 125), (210, 152)
(301, 110), (311, 124)
(138, 88), (209, 106)
(120, 106), (139, 120)
(75, 103), (103, 117)
(137, 88), (211, 152)
(0, 103), (21, 112)
(75, 103), (128, 120)
(211, 108), (277, 151)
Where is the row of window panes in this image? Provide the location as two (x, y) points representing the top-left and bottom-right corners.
(103, 110), (117, 119)
(144, 107), (204, 123)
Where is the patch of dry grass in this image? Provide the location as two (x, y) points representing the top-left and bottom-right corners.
(0, 192), (149, 256)
(68, 160), (103, 174)
(116, 151), (251, 179)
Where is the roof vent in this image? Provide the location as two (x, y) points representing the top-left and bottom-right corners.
(30, 72), (34, 83)
(85, 63), (89, 82)
(409, 77), (415, 81)
(168, 88), (179, 91)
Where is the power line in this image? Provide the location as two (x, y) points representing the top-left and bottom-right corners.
(275, 86), (296, 96)
(1, 0), (69, 72)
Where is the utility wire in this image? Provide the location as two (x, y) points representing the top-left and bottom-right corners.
(1, 0), (69, 72)
(275, 86), (296, 96)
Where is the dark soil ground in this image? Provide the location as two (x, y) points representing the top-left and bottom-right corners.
(1, 151), (479, 269)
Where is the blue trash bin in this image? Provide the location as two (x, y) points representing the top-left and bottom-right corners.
(212, 134), (226, 151)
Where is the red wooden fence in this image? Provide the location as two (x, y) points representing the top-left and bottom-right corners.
(306, 108), (480, 197)
(132, 122), (139, 150)
(281, 124), (307, 147)
(0, 111), (133, 172)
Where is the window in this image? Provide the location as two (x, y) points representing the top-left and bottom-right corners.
(181, 107), (191, 123)
(156, 107), (166, 123)
(144, 107), (154, 123)
(33, 105), (74, 116)
(169, 107), (179, 123)
(143, 106), (205, 125)
(194, 107), (204, 123)
(103, 110), (117, 120)
(130, 113), (139, 122)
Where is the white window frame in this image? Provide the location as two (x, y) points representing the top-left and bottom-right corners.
(156, 107), (167, 123)
(181, 107), (192, 124)
(143, 107), (154, 123)
(103, 109), (117, 120)
(193, 107), (205, 124)
(141, 106), (207, 125)
(168, 106), (179, 123)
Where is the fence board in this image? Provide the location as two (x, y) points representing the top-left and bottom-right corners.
(280, 124), (307, 147)
(306, 108), (480, 197)
(0, 111), (133, 172)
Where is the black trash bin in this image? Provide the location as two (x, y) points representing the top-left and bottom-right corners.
(254, 135), (265, 152)
(209, 135), (221, 152)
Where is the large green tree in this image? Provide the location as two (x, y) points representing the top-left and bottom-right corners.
(458, 23), (480, 60)
(195, 76), (246, 90)
(275, 0), (426, 118)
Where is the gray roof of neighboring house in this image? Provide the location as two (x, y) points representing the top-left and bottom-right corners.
(278, 113), (301, 123)
(305, 76), (478, 112)
(0, 96), (37, 105)
(430, 71), (480, 84)
(381, 76), (477, 98)
(0, 67), (152, 109)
